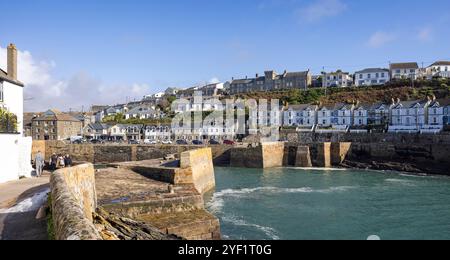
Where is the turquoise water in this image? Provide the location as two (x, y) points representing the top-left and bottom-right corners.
(205, 167), (450, 240)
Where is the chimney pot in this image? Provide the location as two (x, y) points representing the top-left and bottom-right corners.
(7, 43), (18, 81)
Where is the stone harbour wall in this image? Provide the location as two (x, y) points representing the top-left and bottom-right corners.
(50, 163), (101, 240)
(230, 142), (285, 169)
(180, 148), (216, 194)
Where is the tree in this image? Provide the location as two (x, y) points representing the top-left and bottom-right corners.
(0, 108), (18, 133)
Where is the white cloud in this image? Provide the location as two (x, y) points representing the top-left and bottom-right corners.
(417, 27), (433, 42)
(0, 45), (150, 112)
(367, 31), (396, 48)
(296, 0), (347, 23)
(209, 77), (220, 84)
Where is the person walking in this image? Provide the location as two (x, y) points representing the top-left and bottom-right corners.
(64, 154), (73, 167)
(50, 153), (57, 170)
(35, 151), (44, 177)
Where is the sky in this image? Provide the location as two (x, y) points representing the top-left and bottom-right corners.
(1, 0), (450, 112)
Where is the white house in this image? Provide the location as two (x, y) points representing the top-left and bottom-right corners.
(283, 104), (318, 131)
(368, 102), (394, 126)
(426, 61), (450, 78)
(390, 62), (420, 80)
(144, 125), (172, 142)
(125, 105), (162, 120)
(353, 103), (369, 126)
(323, 71), (353, 88)
(109, 124), (127, 141)
(317, 105), (333, 127)
(422, 99), (450, 133)
(354, 68), (390, 87)
(0, 43), (33, 183)
(389, 99), (431, 133)
(333, 103), (354, 128)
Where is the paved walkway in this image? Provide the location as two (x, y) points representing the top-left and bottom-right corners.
(0, 174), (50, 240)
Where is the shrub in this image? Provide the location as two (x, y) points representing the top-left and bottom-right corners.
(0, 108), (18, 133)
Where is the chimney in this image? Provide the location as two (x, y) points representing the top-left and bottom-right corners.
(256, 73), (259, 78)
(7, 43), (17, 80)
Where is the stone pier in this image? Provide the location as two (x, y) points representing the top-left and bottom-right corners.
(295, 146), (313, 167)
(230, 142), (285, 168)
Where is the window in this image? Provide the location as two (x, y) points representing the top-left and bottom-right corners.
(359, 74), (363, 79)
(381, 73), (385, 77)
(367, 74), (371, 79)
(396, 69), (401, 74)
(375, 73), (379, 78)
(0, 81), (3, 102)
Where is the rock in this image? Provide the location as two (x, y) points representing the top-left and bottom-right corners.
(93, 207), (181, 240)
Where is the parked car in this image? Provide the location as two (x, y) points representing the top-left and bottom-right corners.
(209, 139), (220, 145)
(128, 140), (140, 145)
(223, 140), (235, 145)
(162, 140), (173, 144)
(176, 139), (188, 145)
(90, 139), (104, 144)
(144, 139), (158, 144)
(192, 140), (203, 145)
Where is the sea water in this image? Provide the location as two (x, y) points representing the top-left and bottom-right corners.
(205, 167), (450, 240)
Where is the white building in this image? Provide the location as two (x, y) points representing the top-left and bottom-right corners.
(422, 99), (450, 133)
(368, 102), (394, 126)
(333, 103), (354, 127)
(283, 104), (318, 130)
(354, 68), (390, 86)
(109, 124), (127, 141)
(353, 103), (369, 126)
(426, 61), (450, 78)
(125, 105), (162, 120)
(317, 105), (333, 127)
(390, 62), (420, 80)
(0, 43), (33, 183)
(389, 100), (431, 133)
(144, 125), (172, 142)
(323, 71), (353, 88)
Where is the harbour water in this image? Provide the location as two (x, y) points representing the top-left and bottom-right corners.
(205, 167), (450, 240)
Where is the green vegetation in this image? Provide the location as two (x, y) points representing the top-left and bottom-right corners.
(0, 108), (18, 133)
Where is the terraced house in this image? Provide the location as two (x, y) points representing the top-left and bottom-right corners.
(229, 69), (312, 94)
(389, 99), (431, 133)
(31, 109), (82, 140)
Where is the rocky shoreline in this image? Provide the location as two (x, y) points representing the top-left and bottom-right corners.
(341, 160), (444, 176)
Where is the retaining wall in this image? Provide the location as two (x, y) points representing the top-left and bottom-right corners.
(50, 163), (101, 240)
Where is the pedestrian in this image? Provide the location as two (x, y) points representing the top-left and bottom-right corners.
(50, 153), (57, 171)
(35, 151), (44, 177)
(57, 154), (65, 168)
(64, 154), (73, 167)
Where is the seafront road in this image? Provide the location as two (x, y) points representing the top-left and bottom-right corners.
(0, 173), (50, 240)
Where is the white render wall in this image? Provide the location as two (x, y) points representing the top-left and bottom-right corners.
(0, 135), (33, 183)
(2, 81), (24, 133)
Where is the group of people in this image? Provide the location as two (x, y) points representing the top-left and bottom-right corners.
(34, 151), (73, 177)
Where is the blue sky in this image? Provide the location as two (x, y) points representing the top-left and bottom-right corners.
(1, 0), (450, 111)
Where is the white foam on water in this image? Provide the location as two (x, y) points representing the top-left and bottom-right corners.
(385, 179), (416, 186)
(0, 188), (50, 214)
(221, 215), (280, 240)
(207, 186), (355, 213)
(285, 167), (347, 171)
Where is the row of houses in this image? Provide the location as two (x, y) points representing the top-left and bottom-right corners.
(228, 61), (450, 93)
(283, 97), (450, 133)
